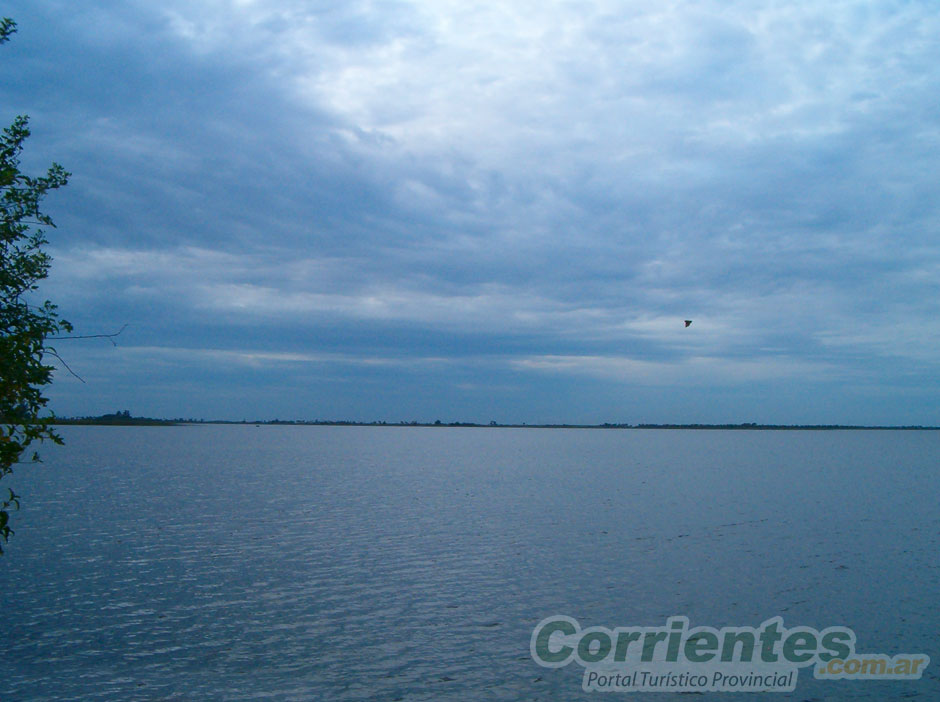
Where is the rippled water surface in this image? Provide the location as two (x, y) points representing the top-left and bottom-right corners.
(1, 426), (938, 700)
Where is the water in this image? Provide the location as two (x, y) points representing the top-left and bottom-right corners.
(1, 426), (937, 700)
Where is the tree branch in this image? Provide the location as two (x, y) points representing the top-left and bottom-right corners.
(45, 349), (86, 383)
(49, 323), (127, 346)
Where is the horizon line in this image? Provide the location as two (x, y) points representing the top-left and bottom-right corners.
(48, 414), (940, 430)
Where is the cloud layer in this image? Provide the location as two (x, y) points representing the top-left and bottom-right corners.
(4, 0), (939, 423)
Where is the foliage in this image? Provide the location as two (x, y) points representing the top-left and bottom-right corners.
(0, 17), (14, 43)
(1, 17), (71, 553)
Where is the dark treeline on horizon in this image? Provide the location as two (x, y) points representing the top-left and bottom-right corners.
(48, 413), (940, 430)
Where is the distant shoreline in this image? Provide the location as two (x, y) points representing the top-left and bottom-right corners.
(49, 416), (940, 430)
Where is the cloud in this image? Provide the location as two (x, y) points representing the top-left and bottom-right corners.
(4, 0), (939, 421)
(111, 345), (455, 369)
(511, 353), (836, 386)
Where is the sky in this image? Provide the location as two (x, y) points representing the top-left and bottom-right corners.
(3, 0), (940, 424)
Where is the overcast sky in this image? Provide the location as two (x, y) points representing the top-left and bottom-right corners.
(4, 0), (940, 424)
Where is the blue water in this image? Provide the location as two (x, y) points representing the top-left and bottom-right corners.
(1, 426), (937, 700)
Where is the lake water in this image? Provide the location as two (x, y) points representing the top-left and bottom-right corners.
(0, 426), (937, 700)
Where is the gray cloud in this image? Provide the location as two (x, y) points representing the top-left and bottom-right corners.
(4, 0), (939, 422)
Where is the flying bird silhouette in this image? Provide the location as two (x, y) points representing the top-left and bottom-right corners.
(684, 320), (692, 327)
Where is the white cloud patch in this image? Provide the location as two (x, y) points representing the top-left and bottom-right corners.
(116, 345), (453, 369)
(511, 352), (836, 386)
(149, 1), (940, 173)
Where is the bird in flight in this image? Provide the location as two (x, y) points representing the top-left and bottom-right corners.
(684, 320), (692, 327)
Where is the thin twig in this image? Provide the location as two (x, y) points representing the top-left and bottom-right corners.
(49, 323), (127, 346)
(45, 349), (86, 383)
